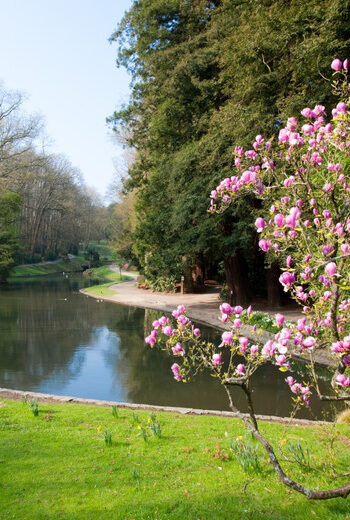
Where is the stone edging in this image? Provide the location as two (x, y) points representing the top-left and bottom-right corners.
(0, 388), (331, 426)
(80, 286), (334, 367)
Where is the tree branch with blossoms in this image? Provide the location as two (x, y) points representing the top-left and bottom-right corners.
(145, 59), (350, 500)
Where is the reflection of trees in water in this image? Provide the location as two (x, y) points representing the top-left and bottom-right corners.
(0, 279), (125, 390)
(114, 309), (336, 419)
(0, 280), (339, 419)
(105, 305), (145, 399)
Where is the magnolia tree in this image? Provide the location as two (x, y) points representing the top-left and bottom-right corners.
(146, 59), (350, 500)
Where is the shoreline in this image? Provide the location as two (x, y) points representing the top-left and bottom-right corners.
(0, 387), (331, 426)
(80, 269), (333, 366)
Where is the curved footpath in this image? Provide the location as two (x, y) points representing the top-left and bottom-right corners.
(80, 267), (332, 366)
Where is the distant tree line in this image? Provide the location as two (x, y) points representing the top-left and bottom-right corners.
(0, 84), (106, 281)
(108, 0), (350, 304)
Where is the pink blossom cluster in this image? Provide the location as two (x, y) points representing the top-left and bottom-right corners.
(171, 363), (182, 381)
(145, 306), (201, 380)
(207, 59), (350, 400)
(147, 59), (350, 409)
(219, 302), (249, 323)
(285, 376), (311, 406)
(335, 374), (350, 387)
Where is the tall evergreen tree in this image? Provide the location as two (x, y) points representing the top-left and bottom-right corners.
(109, 0), (350, 302)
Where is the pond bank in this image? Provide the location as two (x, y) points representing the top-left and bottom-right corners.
(80, 268), (332, 366)
(0, 387), (330, 426)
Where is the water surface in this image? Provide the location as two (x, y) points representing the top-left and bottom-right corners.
(0, 274), (339, 420)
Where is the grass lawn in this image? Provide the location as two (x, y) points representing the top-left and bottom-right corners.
(83, 266), (132, 297)
(83, 241), (115, 262)
(8, 257), (85, 281)
(0, 399), (349, 519)
(84, 281), (124, 297)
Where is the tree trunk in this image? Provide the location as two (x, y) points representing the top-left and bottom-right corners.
(194, 254), (206, 288)
(267, 262), (283, 308)
(223, 253), (250, 306)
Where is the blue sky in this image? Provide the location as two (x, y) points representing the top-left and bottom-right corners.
(0, 0), (133, 198)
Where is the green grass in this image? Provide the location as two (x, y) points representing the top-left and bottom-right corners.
(83, 241), (115, 262)
(83, 266), (132, 296)
(241, 311), (280, 334)
(8, 257), (84, 281)
(84, 282), (122, 297)
(0, 399), (349, 519)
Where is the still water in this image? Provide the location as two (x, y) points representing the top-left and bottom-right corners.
(0, 274), (339, 420)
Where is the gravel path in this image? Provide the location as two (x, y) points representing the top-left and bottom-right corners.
(80, 267), (334, 366)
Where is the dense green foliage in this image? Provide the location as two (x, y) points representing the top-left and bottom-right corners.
(1, 399), (350, 519)
(109, 0), (350, 300)
(0, 191), (21, 281)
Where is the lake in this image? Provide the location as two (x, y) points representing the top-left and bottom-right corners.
(0, 273), (339, 420)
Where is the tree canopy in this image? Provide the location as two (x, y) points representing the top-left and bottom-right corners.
(109, 0), (350, 300)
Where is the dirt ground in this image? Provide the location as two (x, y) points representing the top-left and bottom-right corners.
(81, 267), (302, 333)
(80, 267), (334, 366)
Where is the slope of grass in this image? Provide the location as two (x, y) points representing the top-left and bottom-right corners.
(83, 282), (122, 297)
(83, 265), (132, 284)
(1, 399), (349, 520)
(83, 241), (115, 262)
(83, 266), (132, 297)
(8, 257), (84, 281)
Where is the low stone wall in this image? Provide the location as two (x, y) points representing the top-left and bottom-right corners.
(0, 387), (331, 426)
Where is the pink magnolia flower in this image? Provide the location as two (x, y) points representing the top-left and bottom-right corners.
(233, 318), (242, 329)
(275, 313), (285, 327)
(259, 239), (270, 252)
(171, 363), (182, 381)
(250, 344), (259, 356)
(336, 102), (347, 114)
(162, 325), (173, 337)
(255, 217), (266, 232)
(212, 353), (222, 366)
(313, 105), (326, 116)
(275, 354), (287, 366)
(336, 374), (350, 387)
(234, 306), (243, 315)
(325, 262), (337, 277)
(177, 314), (190, 325)
(261, 340), (277, 358)
(236, 363), (245, 375)
(302, 336), (316, 349)
(220, 303), (234, 315)
(301, 107), (314, 119)
(287, 117), (298, 130)
(145, 335), (156, 346)
(285, 207), (301, 228)
(302, 123), (314, 134)
(172, 343), (184, 356)
(221, 331), (233, 346)
(322, 244), (334, 256)
(274, 213), (285, 227)
(331, 58), (342, 71)
(279, 271), (295, 291)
